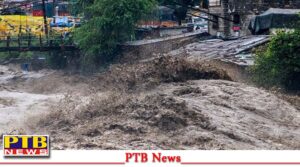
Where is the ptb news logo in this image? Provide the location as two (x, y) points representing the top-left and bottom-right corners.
(3, 135), (49, 157)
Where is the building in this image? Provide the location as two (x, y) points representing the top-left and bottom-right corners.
(207, 0), (300, 37)
(32, 1), (71, 17)
(1, 0), (72, 16)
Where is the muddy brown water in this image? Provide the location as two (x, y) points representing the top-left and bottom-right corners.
(0, 64), (299, 150)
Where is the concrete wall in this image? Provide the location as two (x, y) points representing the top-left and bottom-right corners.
(159, 27), (188, 37)
(120, 33), (204, 63)
(208, 6), (225, 37)
(135, 27), (188, 40)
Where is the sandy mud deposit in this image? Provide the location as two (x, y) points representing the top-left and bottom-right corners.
(0, 57), (299, 150)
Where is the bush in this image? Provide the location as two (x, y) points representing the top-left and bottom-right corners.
(251, 30), (300, 90)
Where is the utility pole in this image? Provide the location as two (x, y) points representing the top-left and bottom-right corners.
(42, 0), (48, 39)
(53, 0), (56, 23)
(222, 0), (230, 38)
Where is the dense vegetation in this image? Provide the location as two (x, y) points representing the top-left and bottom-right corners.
(74, 0), (156, 67)
(251, 30), (300, 91)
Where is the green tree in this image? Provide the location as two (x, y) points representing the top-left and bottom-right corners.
(74, 0), (95, 17)
(251, 30), (300, 90)
(74, 0), (156, 66)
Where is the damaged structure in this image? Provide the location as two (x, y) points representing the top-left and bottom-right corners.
(207, 0), (300, 37)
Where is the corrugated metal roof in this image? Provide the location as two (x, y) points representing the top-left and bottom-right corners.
(262, 8), (300, 15)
